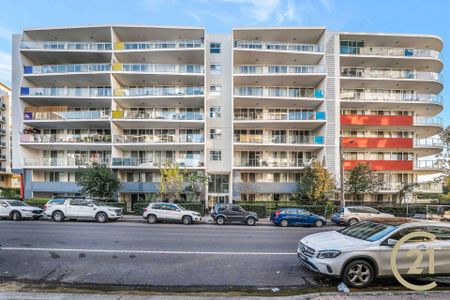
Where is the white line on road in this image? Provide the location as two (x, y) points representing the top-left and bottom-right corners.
(1, 247), (296, 256)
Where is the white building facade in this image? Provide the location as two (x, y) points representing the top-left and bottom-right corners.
(11, 26), (445, 209)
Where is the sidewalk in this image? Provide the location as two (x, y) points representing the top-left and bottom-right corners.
(0, 291), (448, 299)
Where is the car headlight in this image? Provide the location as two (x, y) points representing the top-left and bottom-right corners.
(317, 250), (341, 259)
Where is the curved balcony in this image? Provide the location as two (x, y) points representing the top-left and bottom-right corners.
(340, 90), (443, 115)
(341, 68), (442, 82)
(111, 157), (204, 168)
(24, 157), (110, 168)
(115, 40), (204, 50)
(414, 116), (444, 127)
(414, 138), (443, 148)
(20, 40), (112, 51)
(234, 40), (323, 53)
(340, 46), (440, 59)
(414, 160), (444, 171)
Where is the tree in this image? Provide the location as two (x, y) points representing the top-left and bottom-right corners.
(397, 182), (419, 204)
(76, 163), (122, 200)
(186, 173), (210, 202)
(345, 163), (381, 203)
(296, 161), (335, 204)
(158, 161), (184, 201)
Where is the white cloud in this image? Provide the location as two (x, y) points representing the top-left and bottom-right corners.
(0, 50), (11, 86)
(0, 26), (12, 42)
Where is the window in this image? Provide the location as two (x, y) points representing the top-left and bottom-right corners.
(210, 128), (222, 140)
(209, 107), (221, 118)
(210, 42), (221, 53)
(210, 150), (222, 161)
(210, 85), (221, 95)
(210, 64), (222, 74)
(208, 174), (229, 193)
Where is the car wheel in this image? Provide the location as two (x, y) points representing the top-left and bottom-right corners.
(246, 217), (256, 226)
(348, 218), (358, 226)
(182, 216), (192, 225)
(315, 220), (323, 227)
(215, 216), (225, 225)
(96, 212), (108, 223)
(10, 211), (21, 221)
(280, 219), (288, 227)
(342, 259), (374, 288)
(52, 211), (65, 222)
(147, 214), (157, 224)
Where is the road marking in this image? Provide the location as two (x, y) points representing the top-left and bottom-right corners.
(1, 247), (296, 256)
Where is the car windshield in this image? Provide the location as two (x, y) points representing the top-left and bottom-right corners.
(88, 200), (102, 206)
(338, 221), (397, 241)
(6, 200), (27, 207)
(177, 205), (186, 211)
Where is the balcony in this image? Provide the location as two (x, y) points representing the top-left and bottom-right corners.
(234, 40), (323, 53)
(24, 63), (111, 74)
(24, 109), (110, 121)
(113, 110), (203, 121)
(341, 114), (413, 126)
(414, 116), (444, 127)
(340, 46), (440, 59)
(340, 90), (443, 105)
(235, 111), (325, 121)
(20, 87), (112, 97)
(20, 134), (111, 145)
(234, 135), (324, 150)
(114, 134), (204, 150)
(414, 160), (444, 171)
(234, 158), (311, 168)
(234, 65), (326, 74)
(114, 63), (204, 74)
(115, 40), (204, 50)
(342, 137), (413, 149)
(341, 68), (442, 82)
(344, 160), (413, 171)
(414, 138), (443, 148)
(24, 157), (110, 168)
(414, 182), (443, 193)
(111, 157), (204, 168)
(114, 86), (204, 97)
(20, 40), (112, 51)
(0, 129), (5, 135)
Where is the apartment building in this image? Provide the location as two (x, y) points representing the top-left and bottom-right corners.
(0, 82), (14, 188)
(11, 25), (444, 208)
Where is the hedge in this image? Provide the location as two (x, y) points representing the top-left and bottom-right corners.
(132, 202), (205, 216)
(239, 204), (267, 218)
(24, 198), (51, 208)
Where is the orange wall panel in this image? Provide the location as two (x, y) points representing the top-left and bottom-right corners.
(342, 137), (413, 148)
(341, 115), (413, 126)
(344, 160), (413, 171)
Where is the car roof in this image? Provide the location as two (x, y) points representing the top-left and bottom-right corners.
(365, 217), (450, 228)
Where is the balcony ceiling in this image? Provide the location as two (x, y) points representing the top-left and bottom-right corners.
(340, 100), (443, 116)
(21, 51), (112, 64)
(234, 74), (325, 87)
(340, 78), (443, 94)
(339, 33), (443, 51)
(21, 97), (112, 107)
(23, 26), (112, 42)
(23, 120), (111, 129)
(340, 56), (443, 73)
(234, 97), (323, 109)
(112, 73), (204, 86)
(114, 51), (204, 64)
(24, 73), (111, 86)
(114, 96), (204, 108)
(233, 28), (325, 44)
(113, 26), (204, 41)
(233, 50), (323, 65)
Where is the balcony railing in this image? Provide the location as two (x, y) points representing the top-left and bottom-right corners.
(116, 40), (204, 50)
(414, 138), (443, 148)
(20, 134), (112, 143)
(414, 116), (444, 127)
(234, 40), (323, 53)
(20, 87), (112, 97)
(340, 46), (441, 59)
(414, 160), (444, 169)
(24, 63), (111, 74)
(116, 63), (204, 74)
(24, 157), (111, 167)
(414, 182), (443, 193)
(234, 86), (324, 98)
(234, 65), (326, 74)
(114, 134), (204, 144)
(24, 109), (111, 121)
(341, 68), (442, 82)
(234, 111), (325, 121)
(234, 135), (324, 145)
(111, 157), (204, 168)
(20, 40), (112, 51)
(113, 110), (203, 120)
(340, 90), (443, 105)
(234, 158), (311, 168)
(114, 86), (204, 97)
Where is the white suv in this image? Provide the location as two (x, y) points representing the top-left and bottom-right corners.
(332, 206), (394, 226)
(143, 203), (202, 225)
(297, 219), (450, 288)
(44, 198), (123, 223)
(0, 199), (43, 220)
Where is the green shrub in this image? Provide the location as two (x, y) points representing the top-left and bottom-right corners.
(0, 187), (21, 199)
(239, 204), (267, 218)
(23, 198), (51, 208)
(133, 202), (150, 215)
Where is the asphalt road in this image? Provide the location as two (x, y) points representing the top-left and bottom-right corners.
(0, 219), (341, 292)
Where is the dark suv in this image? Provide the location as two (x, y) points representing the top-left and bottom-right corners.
(211, 204), (258, 226)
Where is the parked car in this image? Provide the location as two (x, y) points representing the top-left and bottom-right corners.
(0, 199), (43, 220)
(297, 219), (450, 288)
(270, 208), (326, 227)
(331, 206), (394, 226)
(44, 198), (123, 223)
(211, 204), (258, 226)
(143, 202), (202, 225)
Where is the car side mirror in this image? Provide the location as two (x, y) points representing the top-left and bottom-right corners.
(87, 203), (94, 207)
(387, 239), (397, 247)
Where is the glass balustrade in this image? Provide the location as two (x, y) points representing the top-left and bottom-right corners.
(115, 110), (203, 120)
(119, 40), (203, 50)
(120, 64), (203, 73)
(111, 157), (204, 167)
(20, 40), (112, 51)
(22, 87), (112, 97)
(234, 111), (325, 121)
(234, 40), (323, 52)
(414, 138), (443, 147)
(20, 134), (111, 143)
(234, 86), (324, 98)
(115, 86), (204, 97)
(415, 160), (444, 169)
(234, 135), (323, 144)
(24, 157), (110, 167)
(341, 68), (442, 81)
(234, 65), (326, 74)
(340, 90), (443, 105)
(114, 134), (204, 143)
(24, 109), (110, 121)
(234, 158), (310, 168)
(26, 64), (111, 74)
(340, 46), (440, 59)
(414, 116), (444, 126)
